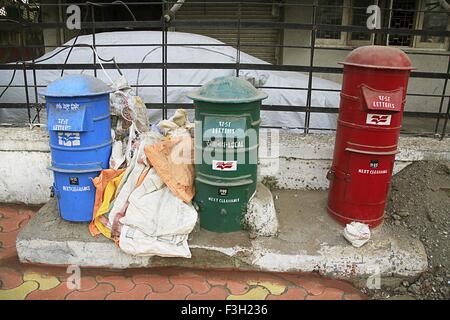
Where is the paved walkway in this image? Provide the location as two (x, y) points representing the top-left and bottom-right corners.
(0, 204), (366, 300)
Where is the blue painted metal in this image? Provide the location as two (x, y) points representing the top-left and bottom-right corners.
(49, 166), (102, 222)
(45, 95), (112, 170)
(42, 74), (112, 97)
(42, 74), (112, 222)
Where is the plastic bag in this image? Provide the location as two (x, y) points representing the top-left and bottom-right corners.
(343, 222), (371, 248)
(109, 76), (151, 169)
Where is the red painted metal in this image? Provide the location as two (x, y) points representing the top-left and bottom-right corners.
(327, 46), (414, 228)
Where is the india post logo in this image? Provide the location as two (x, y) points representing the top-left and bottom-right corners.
(366, 113), (391, 126)
(212, 160), (237, 171)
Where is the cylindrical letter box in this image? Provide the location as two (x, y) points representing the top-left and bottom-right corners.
(327, 46), (414, 228)
(187, 76), (267, 232)
(42, 74), (112, 222)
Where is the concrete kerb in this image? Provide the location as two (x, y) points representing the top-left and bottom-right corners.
(16, 189), (428, 287)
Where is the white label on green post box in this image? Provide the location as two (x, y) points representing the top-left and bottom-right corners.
(212, 160), (237, 171)
(203, 116), (246, 149)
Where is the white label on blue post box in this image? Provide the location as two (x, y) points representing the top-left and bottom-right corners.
(57, 132), (81, 147)
(48, 102), (87, 132)
(62, 186), (91, 192)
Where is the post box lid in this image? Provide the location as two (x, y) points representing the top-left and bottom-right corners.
(340, 45), (415, 70)
(41, 74), (112, 97)
(187, 76), (268, 103)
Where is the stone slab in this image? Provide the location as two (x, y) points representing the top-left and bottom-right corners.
(16, 189), (428, 282)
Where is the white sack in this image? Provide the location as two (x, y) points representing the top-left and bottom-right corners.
(119, 226), (191, 258)
(108, 132), (161, 226)
(119, 168), (197, 258)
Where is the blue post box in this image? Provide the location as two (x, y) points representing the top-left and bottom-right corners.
(42, 74), (112, 222)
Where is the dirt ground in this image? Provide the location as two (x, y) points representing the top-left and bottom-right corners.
(368, 160), (450, 300)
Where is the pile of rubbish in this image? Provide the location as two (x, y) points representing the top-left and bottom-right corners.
(89, 77), (197, 258)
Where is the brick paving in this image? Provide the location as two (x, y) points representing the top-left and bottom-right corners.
(0, 204), (367, 300)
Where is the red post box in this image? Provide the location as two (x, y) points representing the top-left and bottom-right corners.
(327, 45), (414, 228)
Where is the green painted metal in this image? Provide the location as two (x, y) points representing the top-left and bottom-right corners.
(187, 76), (267, 232)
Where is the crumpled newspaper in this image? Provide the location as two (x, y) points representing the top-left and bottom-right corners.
(109, 76), (150, 170)
(343, 222), (371, 248)
(156, 109), (194, 137)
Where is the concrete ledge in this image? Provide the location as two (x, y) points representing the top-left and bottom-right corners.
(0, 127), (52, 204)
(273, 130), (450, 161)
(0, 127), (50, 152)
(17, 190), (428, 281)
(259, 129), (450, 189)
(1, 127), (449, 203)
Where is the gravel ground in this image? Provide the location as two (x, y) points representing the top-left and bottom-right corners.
(368, 160), (450, 300)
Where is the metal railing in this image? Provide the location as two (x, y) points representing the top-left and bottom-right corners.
(0, 1), (449, 139)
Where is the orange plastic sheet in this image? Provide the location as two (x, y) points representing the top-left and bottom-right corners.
(89, 168), (125, 237)
(144, 136), (195, 203)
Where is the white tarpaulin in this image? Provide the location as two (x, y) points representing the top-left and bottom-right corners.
(119, 168), (197, 258)
(103, 108), (197, 258)
(0, 31), (340, 129)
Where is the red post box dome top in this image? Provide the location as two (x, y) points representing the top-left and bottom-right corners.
(340, 45), (415, 70)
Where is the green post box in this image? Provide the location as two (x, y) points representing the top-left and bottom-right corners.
(187, 76), (268, 232)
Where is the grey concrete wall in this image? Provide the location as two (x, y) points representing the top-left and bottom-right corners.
(0, 127), (448, 204)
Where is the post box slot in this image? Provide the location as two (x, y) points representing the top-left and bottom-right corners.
(360, 85), (403, 112)
(47, 102), (91, 132)
(345, 148), (399, 156)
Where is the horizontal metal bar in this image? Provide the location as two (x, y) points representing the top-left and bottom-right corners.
(2, 42), (450, 58)
(2, 18), (450, 38)
(0, 20), (164, 30)
(2, 82), (449, 99)
(0, 102), (445, 118)
(18, 1), (450, 15)
(0, 63), (448, 80)
(3, 46), (450, 60)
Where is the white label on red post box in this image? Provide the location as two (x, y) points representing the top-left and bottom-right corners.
(361, 85), (403, 112)
(366, 113), (392, 126)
